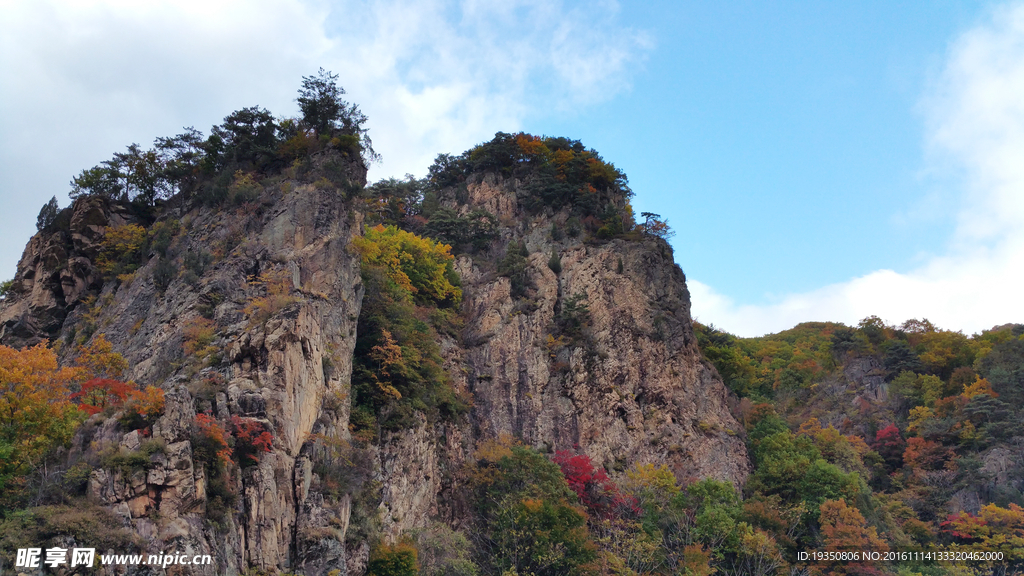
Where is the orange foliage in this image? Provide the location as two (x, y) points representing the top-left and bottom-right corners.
(369, 328), (403, 400)
(230, 415), (273, 465)
(903, 437), (955, 471)
(682, 544), (714, 576)
(515, 133), (547, 156)
(126, 386), (165, 420)
(815, 499), (888, 576)
(195, 413), (231, 466)
(0, 342), (86, 478)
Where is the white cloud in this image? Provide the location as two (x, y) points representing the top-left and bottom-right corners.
(691, 2), (1024, 337)
(0, 0), (649, 278)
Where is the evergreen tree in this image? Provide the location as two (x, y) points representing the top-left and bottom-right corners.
(35, 196), (59, 231)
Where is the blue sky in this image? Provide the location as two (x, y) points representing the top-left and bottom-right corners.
(2, 0), (1022, 336)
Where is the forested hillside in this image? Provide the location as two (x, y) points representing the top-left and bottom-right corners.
(696, 318), (1024, 574)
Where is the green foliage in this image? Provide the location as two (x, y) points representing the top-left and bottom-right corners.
(426, 132), (633, 227)
(209, 106), (280, 171)
(152, 257), (177, 293)
(422, 208), (497, 252)
(65, 70), (378, 209)
(470, 443), (596, 576)
(0, 279), (12, 299)
(70, 143), (168, 205)
(748, 427), (861, 515)
(693, 318), (1024, 571)
(368, 541), (418, 576)
(364, 176), (426, 226)
(351, 226), (467, 435)
(0, 503), (140, 565)
(297, 68), (378, 164)
(413, 524), (479, 576)
(228, 170), (262, 204)
(36, 196), (59, 231)
(638, 212), (675, 240)
(555, 292), (591, 342)
(497, 241), (530, 299)
(190, 414), (235, 525)
(547, 250), (562, 274)
(182, 248), (213, 283)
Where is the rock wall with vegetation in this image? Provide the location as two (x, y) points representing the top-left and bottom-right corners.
(1, 72), (759, 576)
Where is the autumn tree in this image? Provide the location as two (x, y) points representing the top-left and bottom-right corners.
(470, 443), (596, 576)
(229, 416), (273, 466)
(815, 499), (888, 576)
(368, 541), (419, 576)
(871, 424), (905, 471)
(0, 343), (84, 493)
(553, 449), (630, 518)
(351, 224), (466, 435)
(353, 224), (461, 305)
(943, 503), (1024, 561)
(639, 212), (675, 239)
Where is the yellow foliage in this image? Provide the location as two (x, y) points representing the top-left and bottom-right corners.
(76, 334), (128, 379)
(907, 406), (934, 436)
(352, 224), (461, 304)
(182, 317), (217, 358)
(96, 224), (147, 276)
(589, 518), (660, 576)
(474, 434), (520, 463)
(961, 377), (997, 400)
(624, 463), (680, 497)
(370, 329), (403, 400)
(0, 343), (87, 479)
(469, 435), (522, 487)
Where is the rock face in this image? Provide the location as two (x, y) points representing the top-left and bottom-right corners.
(447, 174), (748, 482)
(2, 155), (367, 575)
(369, 172), (749, 547)
(0, 196), (128, 348)
(0, 158), (748, 574)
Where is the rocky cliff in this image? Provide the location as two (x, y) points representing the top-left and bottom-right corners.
(0, 144), (748, 574)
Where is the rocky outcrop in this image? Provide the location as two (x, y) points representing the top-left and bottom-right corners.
(0, 196), (128, 348)
(368, 172), (750, 543)
(1, 154), (750, 574)
(3, 156), (367, 575)
(450, 174), (747, 483)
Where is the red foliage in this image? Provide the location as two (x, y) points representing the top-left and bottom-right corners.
(903, 437), (953, 471)
(71, 377), (134, 415)
(941, 512), (987, 540)
(194, 413), (231, 466)
(230, 416), (273, 466)
(871, 424), (905, 470)
(553, 449), (635, 518)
